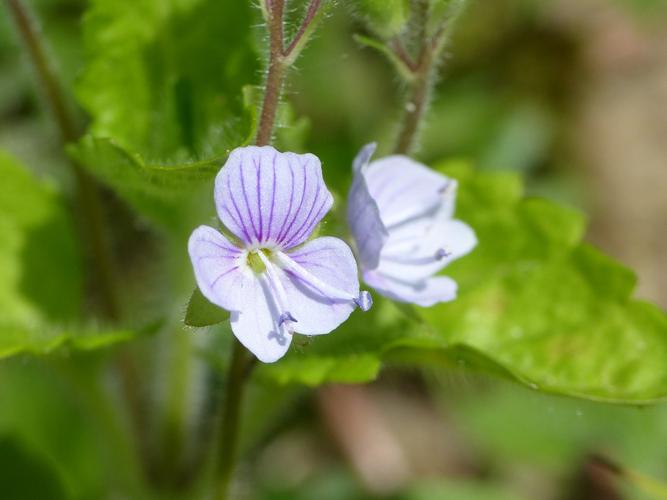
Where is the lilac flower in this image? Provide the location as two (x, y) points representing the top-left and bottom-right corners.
(189, 146), (371, 363)
(347, 143), (477, 307)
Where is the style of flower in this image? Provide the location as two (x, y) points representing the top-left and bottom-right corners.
(347, 143), (477, 307)
(189, 146), (371, 363)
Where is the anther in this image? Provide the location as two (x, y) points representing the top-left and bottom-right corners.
(354, 291), (373, 312)
(278, 311), (297, 325)
(434, 248), (451, 260)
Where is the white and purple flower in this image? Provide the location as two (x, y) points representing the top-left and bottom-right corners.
(348, 143), (477, 307)
(189, 146), (371, 363)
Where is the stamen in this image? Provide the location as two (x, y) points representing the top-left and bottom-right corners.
(434, 248), (451, 260)
(256, 251), (296, 335)
(354, 290), (373, 312)
(279, 311), (297, 325)
(275, 251), (371, 311)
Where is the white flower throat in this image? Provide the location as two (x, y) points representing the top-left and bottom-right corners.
(244, 246), (372, 340)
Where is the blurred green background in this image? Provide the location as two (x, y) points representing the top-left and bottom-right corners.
(1, 0), (667, 498)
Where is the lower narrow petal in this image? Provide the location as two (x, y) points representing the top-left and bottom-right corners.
(281, 237), (362, 335)
(230, 275), (292, 363)
(364, 270), (457, 307)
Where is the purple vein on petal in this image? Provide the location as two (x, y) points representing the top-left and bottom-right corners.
(210, 266), (239, 288)
(278, 158), (306, 244)
(255, 155), (263, 242)
(283, 181), (321, 248)
(281, 160), (308, 245)
(284, 193), (328, 249)
(202, 238), (241, 254)
(289, 259), (330, 271)
(222, 205), (244, 233)
(289, 248), (324, 259)
(240, 157), (259, 240)
(226, 174), (252, 244)
(276, 165), (295, 244)
(267, 152), (277, 242)
(197, 254), (238, 262)
(303, 196), (331, 238)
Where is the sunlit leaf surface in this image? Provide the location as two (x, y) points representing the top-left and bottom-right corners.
(258, 162), (667, 403)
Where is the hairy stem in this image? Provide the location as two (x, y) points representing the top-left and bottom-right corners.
(212, 1), (323, 496)
(255, 0), (323, 145)
(393, 50), (436, 155)
(394, 0), (449, 155)
(256, 0), (285, 146)
(214, 340), (254, 500)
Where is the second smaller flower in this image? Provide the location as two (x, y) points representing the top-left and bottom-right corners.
(347, 144), (477, 307)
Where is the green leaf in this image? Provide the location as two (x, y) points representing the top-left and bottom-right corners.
(0, 437), (68, 500)
(0, 359), (146, 499)
(184, 287), (229, 328)
(419, 163), (667, 403)
(0, 325), (134, 359)
(0, 150), (82, 326)
(0, 151), (133, 357)
(257, 162), (667, 403)
(72, 0), (260, 226)
(69, 136), (221, 227)
(76, 0), (258, 160)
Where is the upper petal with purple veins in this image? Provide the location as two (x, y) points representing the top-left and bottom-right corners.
(215, 146), (333, 249)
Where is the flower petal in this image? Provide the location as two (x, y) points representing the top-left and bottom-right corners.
(352, 142), (377, 173)
(379, 216), (478, 282)
(281, 237), (361, 335)
(363, 270), (457, 307)
(214, 146), (332, 249)
(230, 275), (292, 363)
(364, 155), (450, 227)
(347, 154), (388, 270)
(188, 225), (246, 311)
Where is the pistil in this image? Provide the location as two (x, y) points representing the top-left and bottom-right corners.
(256, 250), (296, 339)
